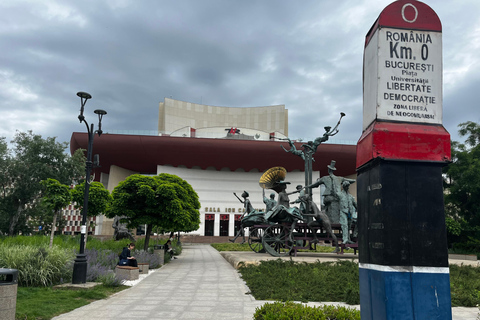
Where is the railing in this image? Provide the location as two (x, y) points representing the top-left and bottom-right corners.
(102, 130), (357, 145)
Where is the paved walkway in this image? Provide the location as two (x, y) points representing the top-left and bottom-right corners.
(53, 245), (478, 320)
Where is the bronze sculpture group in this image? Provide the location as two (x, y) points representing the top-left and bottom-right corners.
(229, 112), (358, 256)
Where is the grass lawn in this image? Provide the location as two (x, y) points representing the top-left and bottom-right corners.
(212, 243), (480, 307)
(16, 285), (128, 320)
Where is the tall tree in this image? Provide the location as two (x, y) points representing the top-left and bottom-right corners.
(444, 121), (480, 246)
(0, 131), (85, 235)
(40, 179), (71, 248)
(108, 173), (200, 251)
(71, 181), (112, 219)
(0, 137), (12, 235)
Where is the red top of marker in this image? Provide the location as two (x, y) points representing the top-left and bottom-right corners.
(366, 0), (442, 46)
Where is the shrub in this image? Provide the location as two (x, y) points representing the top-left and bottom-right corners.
(86, 248), (118, 270)
(85, 248), (123, 283)
(97, 272), (125, 287)
(211, 243), (252, 251)
(450, 264), (480, 307)
(134, 250), (162, 269)
(0, 244), (74, 287)
(239, 259), (360, 304)
(254, 301), (360, 320)
(86, 237), (132, 252)
(172, 240), (182, 255)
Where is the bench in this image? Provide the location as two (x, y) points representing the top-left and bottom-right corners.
(137, 263), (149, 274)
(115, 266), (139, 280)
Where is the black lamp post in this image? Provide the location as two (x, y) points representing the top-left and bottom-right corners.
(72, 91), (107, 284)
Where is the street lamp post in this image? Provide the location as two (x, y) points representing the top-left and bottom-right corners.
(72, 91), (107, 284)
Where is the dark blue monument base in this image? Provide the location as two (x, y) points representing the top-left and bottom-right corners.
(359, 266), (451, 319)
(357, 159), (452, 319)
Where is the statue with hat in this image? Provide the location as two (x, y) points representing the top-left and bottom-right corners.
(306, 160), (355, 224)
(230, 191), (268, 244)
(259, 167), (303, 223)
(230, 191), (255, 244)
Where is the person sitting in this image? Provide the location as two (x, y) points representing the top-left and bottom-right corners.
(164, 240), (177, 259)
(119, 242), (138, 267)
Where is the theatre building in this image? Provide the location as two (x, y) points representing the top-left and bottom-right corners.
(70, 98), (356, 237)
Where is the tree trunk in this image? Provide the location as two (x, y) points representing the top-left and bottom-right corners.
(144, 224), (153, 251)
(9, 203), (23, 236)
(49, 211), (58, 248)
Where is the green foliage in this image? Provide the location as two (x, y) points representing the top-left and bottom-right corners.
(239, 259), (360, 304)
(451, 237), (480, 259)
(171, 239), (182, 255)
(40, 179), (72, 212)
(108, 173), (200, 250)
(71, 181), (112, 217)
(0, 235), (165, 288)
(96, 272), (124, 287)
(40, 178), (72, 247)
(445, 215), (463, 237)
(444, 121), (480, 248)
(0, 131), (85, 235)
(0, 244), (74, 286)
(211, 242), (253, 251)
(16, 285), (127, 320)
(0, 234), (79, 249)
(0, 234), (140, 253)
(254, 301), (360, 320)
(450, 264), (480, 307)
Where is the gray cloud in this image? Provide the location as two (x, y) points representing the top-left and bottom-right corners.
(1, 0), (479, 148)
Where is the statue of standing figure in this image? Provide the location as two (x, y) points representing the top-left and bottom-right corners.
(290, 185), (307, 216)
(230, 191), (255, 244)
(112, 216), (135, 242)
(263, 189), (277, 212)
(306, 160), (355, 224)
(339, 180), (357, 244)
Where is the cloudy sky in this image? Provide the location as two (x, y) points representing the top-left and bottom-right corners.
(1, 0), (479, 148)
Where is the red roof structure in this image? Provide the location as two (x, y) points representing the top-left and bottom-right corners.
(70, 132), (357, 179)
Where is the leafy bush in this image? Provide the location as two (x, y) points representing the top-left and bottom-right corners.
(451, 237), (480, 259)
(86, 249), (118, 270)
(0, 244), (74, 286)
(85, 248), (118, 283)
(254, 301), (360, 320)
(211, 243), (252, 251)
(134, 249), (162, 269)
(172, 240), (182, 255)
(239, 259), (360, 304)
(0, 236), (164, 287)
(97, 272), (125, 287)
(450, 264), (480, 307)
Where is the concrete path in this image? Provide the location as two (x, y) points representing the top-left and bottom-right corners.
(52, 245), (478, 320)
